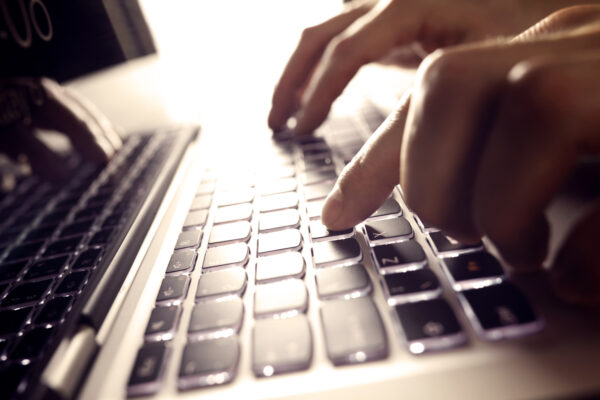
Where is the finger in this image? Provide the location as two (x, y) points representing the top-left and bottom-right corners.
(62, 86), (123, 151)
(295, 2), (420, 134)
(321, 91), (410, 230)
(268, 2), (374, 131)
(32, 78), (115, 163)
(550, 200), (600, 305)
(400, 24), (600, 243)
(474, 53), (600, 269)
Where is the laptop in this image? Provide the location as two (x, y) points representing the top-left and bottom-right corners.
(1, 1), (599, 399)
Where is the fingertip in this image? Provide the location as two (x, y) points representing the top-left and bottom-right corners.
(321, 185), (346, 229)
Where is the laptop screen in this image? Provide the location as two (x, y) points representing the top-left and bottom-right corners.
(0, 0), (155, 81)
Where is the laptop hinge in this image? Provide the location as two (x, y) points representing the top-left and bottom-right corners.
(40, 325), (98, 400)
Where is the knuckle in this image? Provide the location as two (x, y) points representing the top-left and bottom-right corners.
(299, 25), (319, 44)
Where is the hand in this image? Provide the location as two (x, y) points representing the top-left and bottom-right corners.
(268, 0), (574, 134)
(0, 77), (122, 182)
(321, 5), (600, 305)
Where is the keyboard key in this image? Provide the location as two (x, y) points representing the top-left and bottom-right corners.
(175, 230), (202, 250)
(257, 229), (302, 256)
(24, 255), (69, 280)
(10, 327), (53, 361)
(102, 212), (123, 228)
(461, 282), (544, 340)
(320, 297), (388, 365)
(34, 296), (72, 324)
(127, 342), (168, 397)
(309, 220), (354, 242)
(427, 231), (483, 256)
(303, 181), (334, 201)
(315, 264), (371, 299)
(382, 269), (441, 305)
(255, 252), (305, 283)
(312, 238), (362, 267)
(203, 243), (249, 269)
(2, 279), (52, 307)
(195, 267), (247, 299)
(208, 221), (251, 246)
(59, 219), (95, 238)
(259, 209), (300, 232)
(217, 188), (254, 207)
(258, 192), (298, 213)
(190, 195), (212, 211)
(0, 307), (32, 336)
(305, 199), (324, 219)
(301, 169), (337, 185)
(43, 236), (82, 257)
(145, 306), (180, 341)
(372, 240), (427, 274)
(213, 203), (252, 224)
(73, 205), (103, 221)
(394, 298), (466, 354)
(259, 177), (297, 196)
(442, 252), (505, 290)
(166, 249), (197, 274)
(156, 275), (190, 304)
(364, 217), (413, 245)
(302, 155), (333, 171)
(254, 279), (307, 317)
(183, 210), (208, 228)
(0, 363), (29, 399)
(6, 240), (44, 262)
(24, 225), (57, 242)
(196, 182), (216, 195)
(89, 228), (114, 246)
(72, 248), (102, 270)
(413, 215), (439, 233)
(257, 165), (295, 180)
(0, 260), (28, 282)
(369, 197), (402, 219)
(252, 315), (312, 377)
(178, 336), (239, 390)
(55, 271), (89, 294)
(188, 297), (244, 338)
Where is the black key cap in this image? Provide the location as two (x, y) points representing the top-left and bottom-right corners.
(442, 252), (505, 290)
(0, 260), (28, 282)
(2, 279), (52, 307)
(257, 229), (302, 256)
(59, 219), (95, 238)
(461, 282), (543, 340)
(255, 252), (305, 283)
(259, 209), (300, 232)
(24, 225), (58, 242)
(369, 197), (402, 218)
(6, 240), (45, 262)
(178, 336), (239, 390)
(195, 267), (246, 299)
(40, 209), (69, 226)
(0, 363), (30, 399)
(372, 240), (427, 274)
(190, 195), (212, 210)
(203, 243), (249, 269)
(55, 271), (89, 294)
(43, 236), (82, 257)
(315, 264), (371, 299)
(145, 306), (180, 341)
(258, 192), (298, 213)
(217, 188), (254, 206)
(252, 315), (312, 377)
(188, 297), (244, 338)
(89, 228), (114, 246)
(428, 231), (483, 256)
(320, 297), (388, 365)
(34, 296), (72, 324)
(102, 212), (123, 228)
(72, 248), (102, 270)
(213, 204), (252, 224)
(364, 217), (413, 245)
(208, 221), (251, 246)
(74, 205), (104, 221)
(166, 249), (197, 274)
(254, 279), (308, 317)
(0, 307), (32, 336)
(303, 181), (334, 201)
(10, 327), (53, 361)
(309, 220), (353, 242)
(175, 230), (202, 250)
(183, 210), (208, 229)
(156, 275), (190, 304)
(394, 298), (466, 353)
(24, 255), (69, 280)
(301, 169), (337, 185)
(127, 342), (167, 397)
(383, 269), (441, 304)
(312, 238), (362, 267)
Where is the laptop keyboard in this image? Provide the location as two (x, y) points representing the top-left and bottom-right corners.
(0, 129), (195, 399)
(126, 104), (545, 396)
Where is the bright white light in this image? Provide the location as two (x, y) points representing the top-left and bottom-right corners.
(263, 365), (275, 377)
(409, 342), (426, 354)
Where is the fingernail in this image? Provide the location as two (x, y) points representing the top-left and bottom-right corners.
(321, 185), (344, 228)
